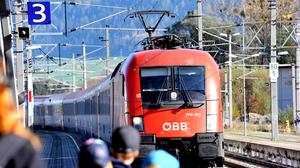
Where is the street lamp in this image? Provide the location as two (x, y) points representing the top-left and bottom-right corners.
(242, 53), (259, 137)
(26, 45), (41, 50)
(220, 32), (240, 128)
(277, 51), (289, 56)
(243, 58), (247, 136)
(99, 25), (110, 76)
(72, 53), (76, 92)
(231, 52), (264, 136)
(34, 54), (44, 58)
(82, 42), (87, 89)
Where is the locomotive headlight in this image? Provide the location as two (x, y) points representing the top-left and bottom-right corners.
(207, 114), (217, 132)
(133, 117), (144, 132)
(170, 91), (177, 100)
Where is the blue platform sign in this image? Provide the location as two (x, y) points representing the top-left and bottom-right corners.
(28, 2), (51, 25)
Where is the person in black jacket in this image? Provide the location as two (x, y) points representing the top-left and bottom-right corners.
(0, 61), (43, 168)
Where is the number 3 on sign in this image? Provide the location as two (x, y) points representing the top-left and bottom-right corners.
(28, 2), (51, 25)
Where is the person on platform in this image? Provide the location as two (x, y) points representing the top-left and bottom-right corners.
(141, 149), (180, 168)
(0, 60), (42, 168)
(78, 138), (113, 168)
(110, 126), (141, 168)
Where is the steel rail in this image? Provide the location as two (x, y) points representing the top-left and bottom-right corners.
(225, 151), (289, 168)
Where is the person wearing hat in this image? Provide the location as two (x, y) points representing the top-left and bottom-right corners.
(141, 149), (180, 168)
(78, 138), (113, 168)
(110, 126), (141, 168)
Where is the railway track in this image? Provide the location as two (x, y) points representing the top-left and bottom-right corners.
(224, 151), (289, 168)
(37, 130), (81, 168)
(224, 138), (300, 168)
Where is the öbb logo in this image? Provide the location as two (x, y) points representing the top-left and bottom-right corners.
(162, 122), (188, 131)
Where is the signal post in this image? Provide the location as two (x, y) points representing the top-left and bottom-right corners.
(25, 1), (51, 127)
(270, 0), (278, 140)
(296, 1), (300, 134)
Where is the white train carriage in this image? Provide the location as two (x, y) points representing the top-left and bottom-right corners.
(62, 91), (81, 132)
(33, 96), (49, 128)
(87, 86), (100, 138)
(44, 93), (65, 129)
(74, 89), (86, 134)
(74, 88), (97, 136)
(82, 87), (98, 137)
(94, 78), (113, 142)
(32, 63), (126, 143)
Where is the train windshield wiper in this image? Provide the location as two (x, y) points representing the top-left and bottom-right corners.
(179, 77), (194, 108)
(152, 77), (168, 108)
(190, 101), (205, 108)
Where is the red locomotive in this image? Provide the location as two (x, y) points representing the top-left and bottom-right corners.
(34, 11), (224, 167)
(123, 48), (223, 166)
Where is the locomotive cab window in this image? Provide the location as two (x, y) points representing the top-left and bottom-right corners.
(140, 66), (205, 109)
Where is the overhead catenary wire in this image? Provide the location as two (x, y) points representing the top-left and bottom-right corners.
(33, 43), (103, 47)
(69, 9), (131, 32)
(82, 27), (167, 31)
(67, 2), (128, 9)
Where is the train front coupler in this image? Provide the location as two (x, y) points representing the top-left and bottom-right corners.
(196, 132), (224, 166)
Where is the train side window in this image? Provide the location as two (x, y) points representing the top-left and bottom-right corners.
(122, 74), (125, 96)
(98, 94), (102, 115)
(111, 62), (122, 79)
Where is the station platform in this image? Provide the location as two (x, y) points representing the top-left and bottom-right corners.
(224, 130), (300, 151)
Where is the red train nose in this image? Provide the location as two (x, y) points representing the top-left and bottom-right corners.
(143, 108), (206, 138)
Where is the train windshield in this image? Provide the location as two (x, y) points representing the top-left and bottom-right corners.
(140, 66), (205, 109)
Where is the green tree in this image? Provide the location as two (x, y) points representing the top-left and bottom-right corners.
(246, 69), (270, 115)
(33, 82), (50, 95)
(221, 68), (270, 118)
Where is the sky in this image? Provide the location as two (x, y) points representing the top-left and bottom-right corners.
(30, 0), (242, 60)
